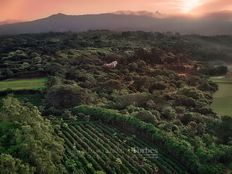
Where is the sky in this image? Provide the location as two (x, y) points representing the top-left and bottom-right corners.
(0, 0), (232, 21)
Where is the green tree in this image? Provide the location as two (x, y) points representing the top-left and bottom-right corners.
(0, 97), (65, 174)
(162, 107), (177, 120)
(135, 110), (159, 125)
(0, 154), (34, 174)
(46, 84), (94, 109)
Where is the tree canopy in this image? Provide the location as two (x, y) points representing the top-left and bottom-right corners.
(0, 97), (65, 174)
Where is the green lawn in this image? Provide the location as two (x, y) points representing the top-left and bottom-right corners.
(210, 76), (232, 116)
(0, 78), (47, 91)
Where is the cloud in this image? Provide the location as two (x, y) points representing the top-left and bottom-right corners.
(191, 0), (232, 14)
(151, 0), (183, 13)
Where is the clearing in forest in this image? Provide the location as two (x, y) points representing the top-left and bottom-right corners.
(210, 76), (232, 116)
(0, 78), (47, 91)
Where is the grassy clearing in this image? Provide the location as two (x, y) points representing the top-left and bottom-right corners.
(0, 78), (47, 91)
(210, 76), (232, 116)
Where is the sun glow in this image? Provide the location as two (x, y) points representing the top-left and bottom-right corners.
(182, 0), (200, 13)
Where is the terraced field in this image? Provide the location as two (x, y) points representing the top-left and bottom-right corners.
(60, 121), (188, 174)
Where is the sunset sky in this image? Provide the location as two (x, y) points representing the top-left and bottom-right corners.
(1, 0), (232, 21)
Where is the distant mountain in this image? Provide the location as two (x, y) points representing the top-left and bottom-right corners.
(0, 12), (231, 35)
(202, 11), (232, 21)
(0, 20), (21, 26)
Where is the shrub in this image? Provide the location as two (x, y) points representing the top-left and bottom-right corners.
(46, 84), (94, 109)
(114, 92), (150, 109)
(178, 87), (205, 100)
(149, 82), (167, 92)
(162, 107), (177, 120)
(0, 154), (34, 174)
(100, 79), (122, 93)
(135, 110), (158, 125)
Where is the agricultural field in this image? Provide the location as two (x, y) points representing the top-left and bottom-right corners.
(60, 121), (188, 174)
(210, 76), (232, 116)
(0, 78), (47, 91)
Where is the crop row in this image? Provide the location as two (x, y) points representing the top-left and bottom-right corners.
(60, 121), (187, 174)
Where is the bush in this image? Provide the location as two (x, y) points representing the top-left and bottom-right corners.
(162, 107), (177, 120)
(135, 110), (158, 125)
(149, 82), (167, 92)
(0, 154), (34, 174)
(198, 81), (218, 93)
(178, 87), (205, 100)
(46, 84), (94, 109)
(114, 92), (150, 109)
(100, 79), (122, 93)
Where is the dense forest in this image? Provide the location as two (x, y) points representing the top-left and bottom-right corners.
(0, 31), (231, 174)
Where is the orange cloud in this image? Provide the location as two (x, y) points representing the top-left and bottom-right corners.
(191, 0), (232, 14)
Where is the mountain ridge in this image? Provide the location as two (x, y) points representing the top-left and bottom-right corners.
(0, 19), (21, 26)
(0, 11), (231, 35)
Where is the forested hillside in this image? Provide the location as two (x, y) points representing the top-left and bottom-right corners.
(0, 31), (231, 174)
